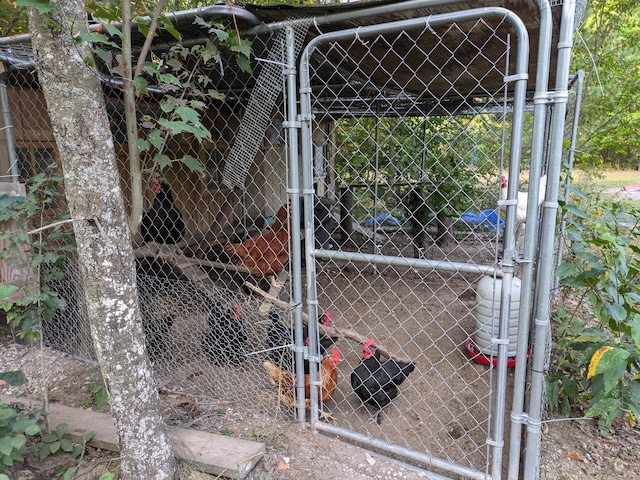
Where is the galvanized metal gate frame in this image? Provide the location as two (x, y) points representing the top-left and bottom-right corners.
(290, 6), (533, 480)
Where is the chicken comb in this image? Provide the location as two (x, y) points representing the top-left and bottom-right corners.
(330, 348), (341, 362)
(363, 338), (376, 348)
(320, 310), (333, 325)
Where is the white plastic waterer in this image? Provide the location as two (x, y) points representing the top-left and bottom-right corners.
(474, 275), (521, 357)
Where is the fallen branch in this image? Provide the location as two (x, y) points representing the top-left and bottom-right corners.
(244, 281), (412, 364)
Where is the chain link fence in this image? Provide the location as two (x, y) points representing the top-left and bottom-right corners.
(0, 3), (583, 478)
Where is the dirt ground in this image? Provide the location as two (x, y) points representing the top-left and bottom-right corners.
(2, 310), (639, 480)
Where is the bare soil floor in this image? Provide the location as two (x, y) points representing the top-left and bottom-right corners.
(2, 320), (639, 480)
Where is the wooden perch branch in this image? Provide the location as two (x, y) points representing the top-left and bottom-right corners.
(244, 281), (412, 364)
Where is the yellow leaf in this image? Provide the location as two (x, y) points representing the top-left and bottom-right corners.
(624, 410), (637, 428)
(587, 346), (613, 379)
(277, 458), (290, 471)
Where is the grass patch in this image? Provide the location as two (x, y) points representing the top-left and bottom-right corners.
(592, 169), (640, 190)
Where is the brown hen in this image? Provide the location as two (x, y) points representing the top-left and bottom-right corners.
(263, 348), (341, 411)
(225, 202), (292, 284)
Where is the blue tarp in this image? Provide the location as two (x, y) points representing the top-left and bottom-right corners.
(460, 209), (504, 232)
(364, 213), (406, 227)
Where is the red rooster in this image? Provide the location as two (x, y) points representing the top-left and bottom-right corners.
(225, 202), (292, 287)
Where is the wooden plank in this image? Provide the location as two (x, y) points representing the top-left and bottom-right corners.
(0, 394), (264, 479)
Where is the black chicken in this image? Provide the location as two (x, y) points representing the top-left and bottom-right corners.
(142, 314), (174, 361)
(266, 308), (306, 372)
(266, 309), (337, 373)
(202, 302), (247, 365)
(317, 311), (339, 352)
(140, 180), (185, 244)
(351, 338), (415, 424)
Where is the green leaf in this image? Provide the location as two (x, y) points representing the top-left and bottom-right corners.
(156, 119), (193, 136)
(79, 31), (119, 49)
(154, 154), (172, 170)
(60, 438), (74, 452)
(175, 106), (200, 125)
(55, 423), (68, 438)
(135, 18), (150, 38)
(605, 302), (627, 323)
(98, 472), (115, 480)
(63, 466), (78, 480)
(0, 437), (13, 456)
(231, 42), (252, 59)
(95, 388), (109, 411)
(98, 21), (125, 40)
(560, 269), (603, 288)
(585, 397), (621, 420)
(595, 347), (630, 376)
(49, 440), (61, 454)
(0, 370), (26, 386)
(564, 203), (588, 219)
(41, 432), (58, 443)
(132, 76), (148, 95)
(16, 0), (54, 14)
(25, 423), (41, 436)
(137, 138), (150, 152)
(10, 434), (26, 450)
(0, 407), (16, 421)
(603, 360), (627, 395)
(148, 130), (164, 150)
(631, 313), (640, 349)
(71, 444), (83, 458)
(555, 262), (578, 278)
(178, 155), (203, 174)
(0, 284), (19, 301)
(159, 15), (182, 42)
(12, 418), (37, 434)
(235, 55), (252, 74)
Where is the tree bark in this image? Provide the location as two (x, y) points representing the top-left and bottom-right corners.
(27, 1), (177, 478)
(436, 213), (454, 247)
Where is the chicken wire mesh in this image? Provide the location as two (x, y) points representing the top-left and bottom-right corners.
(0, 5), (573, 479)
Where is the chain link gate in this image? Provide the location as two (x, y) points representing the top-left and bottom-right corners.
(294, 9), (532, 480)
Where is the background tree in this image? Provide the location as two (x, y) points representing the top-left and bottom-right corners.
(572, 0), (640, 170)
(0, 1), (28, 36)
(26, 0), (177, 477)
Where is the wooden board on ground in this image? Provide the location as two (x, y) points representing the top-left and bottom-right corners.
(0, 394), (265, 479)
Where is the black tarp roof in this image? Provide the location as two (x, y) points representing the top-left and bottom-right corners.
(0, 1), (584, 102)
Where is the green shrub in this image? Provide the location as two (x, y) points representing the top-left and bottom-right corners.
(549, 192), (640, 435)
(0, 170), (74, 340)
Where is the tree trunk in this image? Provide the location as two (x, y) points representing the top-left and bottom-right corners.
(436, 213), (454, 247)
(27, 1), (177, 478)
